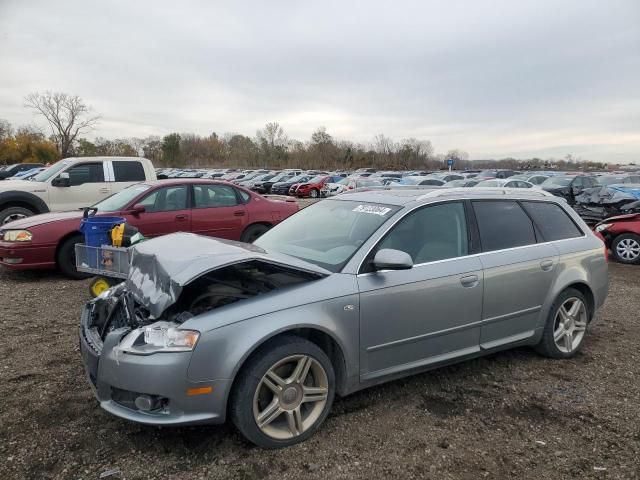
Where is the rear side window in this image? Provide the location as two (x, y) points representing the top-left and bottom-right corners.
(113, 161), (145, 182)
(521, 201), (583, 241)
(473, 201), (536, 252)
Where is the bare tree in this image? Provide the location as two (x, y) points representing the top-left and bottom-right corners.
(24, 92), (100, 158)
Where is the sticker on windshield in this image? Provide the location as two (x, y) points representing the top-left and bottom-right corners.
(352, 205), (392, 216)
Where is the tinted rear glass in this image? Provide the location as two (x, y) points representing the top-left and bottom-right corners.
(113, 161), (146, 182)
(521, 201), (583, 241)
(472, 201), (536, 252)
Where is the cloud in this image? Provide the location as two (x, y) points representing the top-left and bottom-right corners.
(0, 0), (638, 162)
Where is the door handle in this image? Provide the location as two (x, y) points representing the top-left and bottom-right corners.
(175, 214), (188, 221)
(460, 275), (479, 288)
(234, 211), (246, 217)
(540, 259), (554, 271)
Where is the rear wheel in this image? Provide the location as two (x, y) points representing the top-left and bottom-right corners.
(240, 224), (270, 243)
(57, 235), (91, 279)
(535, 288), (590, 359)
(611, 233), (640, 265)
(230, 336), (335, 448)
(0, 206), (34, 225)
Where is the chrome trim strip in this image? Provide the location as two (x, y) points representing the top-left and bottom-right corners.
(366, 320), (484, 352)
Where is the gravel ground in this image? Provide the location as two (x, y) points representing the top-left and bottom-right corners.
(0, 262), (639, 480)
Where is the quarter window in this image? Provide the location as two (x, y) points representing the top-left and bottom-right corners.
(67, 163), (105, 186)
(472, 201), (536, 252)
(193, 184), (239, 208)
(521, 201), (583, 241)
(377, 202), (469, 264)
(113, 161), (145, 182)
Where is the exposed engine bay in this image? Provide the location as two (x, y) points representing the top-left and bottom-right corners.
(84, 261), (323, 352)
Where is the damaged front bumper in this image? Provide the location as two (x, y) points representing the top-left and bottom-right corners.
(79, 305), (229, 426)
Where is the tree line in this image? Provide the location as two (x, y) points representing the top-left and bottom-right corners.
(0, 92), (609, 172)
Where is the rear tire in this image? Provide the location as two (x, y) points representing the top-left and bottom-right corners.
(535, 288), (590, 359)
(0, 206), (34, 225)
(611, 233), (640, 265)
(57, 235), (91, 279)
(240, 224), (270, 243)
(230, 335), (335, 448)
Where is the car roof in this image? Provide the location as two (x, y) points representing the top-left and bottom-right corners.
(330, 187), (557, 207)
(138, 178), (244, 188)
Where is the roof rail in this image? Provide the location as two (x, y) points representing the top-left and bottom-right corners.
(417, 187), (555, 201)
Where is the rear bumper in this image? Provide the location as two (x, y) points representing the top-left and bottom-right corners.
(79, 305), (230, 426)
(0, 241), (56, 270)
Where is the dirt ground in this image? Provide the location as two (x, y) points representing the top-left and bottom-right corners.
(0, 263), (638, 480)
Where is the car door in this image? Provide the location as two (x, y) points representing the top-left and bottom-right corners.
(190, 183), (248, 240)
(122, 185), (190, 237)
(357, 201), (483, 380)
(48, 162), (111, 211)
(471, 200), (559, 350)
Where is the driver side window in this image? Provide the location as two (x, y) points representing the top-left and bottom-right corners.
(376, 202), (469, 265)
(67, 163), (105, 186)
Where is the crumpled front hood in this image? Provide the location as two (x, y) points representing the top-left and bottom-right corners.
(126, 232), (330, 318)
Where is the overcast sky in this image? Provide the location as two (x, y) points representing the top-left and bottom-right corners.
(1, 0), (638, 162)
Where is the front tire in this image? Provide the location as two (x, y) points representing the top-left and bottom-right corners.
(240, 224), (270, 243)
(309, 188), (319, 199)
(230, 336), (335, 448)
(611, 233), (640, 265)
(535, 288), (590, 359)
(0, 206), (34, 225)
(57, 235), (91, 279)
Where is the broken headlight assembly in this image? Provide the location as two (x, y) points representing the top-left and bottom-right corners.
(143, 325), (200, 351)
(2, 230), (32, 242)
(115, 323), (200, 355)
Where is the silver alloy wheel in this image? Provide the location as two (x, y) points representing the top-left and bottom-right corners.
(616, 238), (640, 261)
(310, 189), (319, 198)
(2, 213), (28, 225)
(553, 297), (587, 354)
(252, 354), (329, 440)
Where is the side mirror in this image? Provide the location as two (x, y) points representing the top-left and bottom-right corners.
(52, 172), (70, 187)
(129, 204), (146, 215)
(372, 248), (413, 271)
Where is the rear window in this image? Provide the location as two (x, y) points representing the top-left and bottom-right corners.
(473, 201), (536, 252)
(113, 161), (145, 182)
(521, 201), (583, 241)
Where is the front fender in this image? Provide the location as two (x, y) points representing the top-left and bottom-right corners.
(186, 275), (360, 386)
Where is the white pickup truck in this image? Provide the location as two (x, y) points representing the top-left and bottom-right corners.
(0, 157), (157, 225)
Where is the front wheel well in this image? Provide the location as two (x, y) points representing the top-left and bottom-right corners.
(229, 328), (348, 415)
(0, 201), (40, 215)
(54, 231), (83, 265)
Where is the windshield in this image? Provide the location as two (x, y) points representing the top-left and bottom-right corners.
(308, 175), (326, 183)
(476, 180), (501, 187)
(287, 175), (308, 183)
(254, 200), (400, 272)
(32, 160), (72, 182)
(542, 177), (572, 187)
(93, 184), (150, 212)
(400, 177), (424, 185)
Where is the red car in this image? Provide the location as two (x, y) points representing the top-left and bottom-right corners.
(289, 175), (335, 198)
(594, 213), (640, 264)
(0, 179), (298, 278)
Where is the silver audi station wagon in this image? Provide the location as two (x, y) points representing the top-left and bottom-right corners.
(79, 187), (608, 448)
